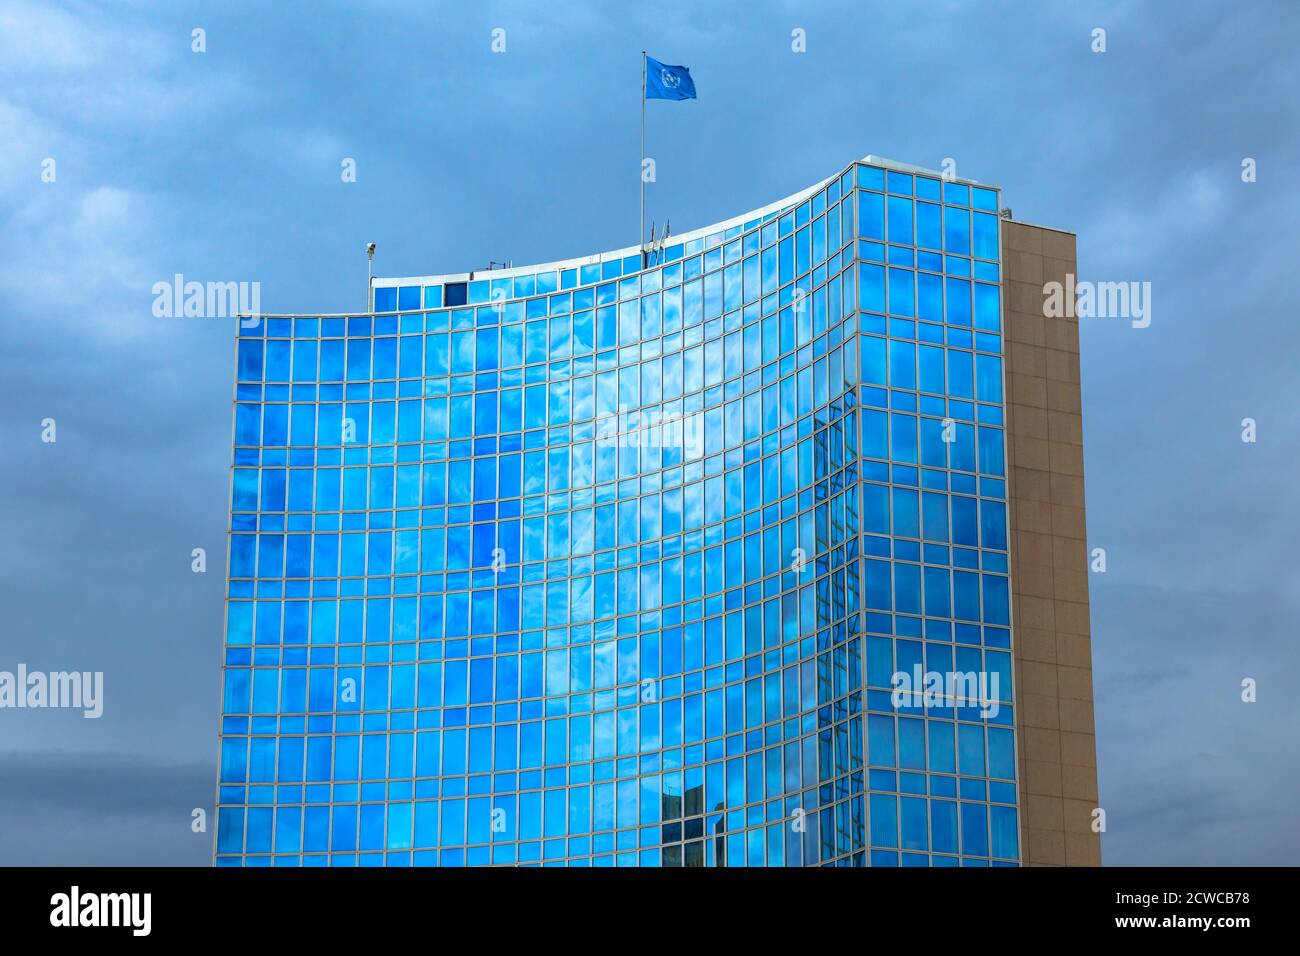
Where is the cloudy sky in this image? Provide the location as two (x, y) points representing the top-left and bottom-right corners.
(1, 0), (1296, 865)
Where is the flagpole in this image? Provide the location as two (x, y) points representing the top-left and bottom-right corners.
(640, 50), (646, 256)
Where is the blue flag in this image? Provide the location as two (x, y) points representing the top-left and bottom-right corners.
(645, 56), (696, 100)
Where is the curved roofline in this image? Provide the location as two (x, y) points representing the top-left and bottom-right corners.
(373, 153), (998, 289)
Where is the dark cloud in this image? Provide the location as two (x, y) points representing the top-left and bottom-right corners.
(0, 752), (212, 866)
(0, 0), (1296, 865)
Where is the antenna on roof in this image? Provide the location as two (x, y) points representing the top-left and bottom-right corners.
(366, 242), (376, 312)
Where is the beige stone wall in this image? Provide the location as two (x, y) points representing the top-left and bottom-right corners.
(1001, 221), (1101, 866)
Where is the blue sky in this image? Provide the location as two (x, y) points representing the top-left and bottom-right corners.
(1, 0), (1297, 864)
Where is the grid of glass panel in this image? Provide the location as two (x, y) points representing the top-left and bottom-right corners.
(216, 160), (1018, 867)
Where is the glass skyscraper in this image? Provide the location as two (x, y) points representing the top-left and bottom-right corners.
(216, 155), (1072, 867)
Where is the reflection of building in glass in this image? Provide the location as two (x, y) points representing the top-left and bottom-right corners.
(214, 155), (1098, 866)
(658, 783), (708, 867)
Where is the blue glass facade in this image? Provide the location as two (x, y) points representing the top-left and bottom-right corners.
(216, 158), (1018, 866)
